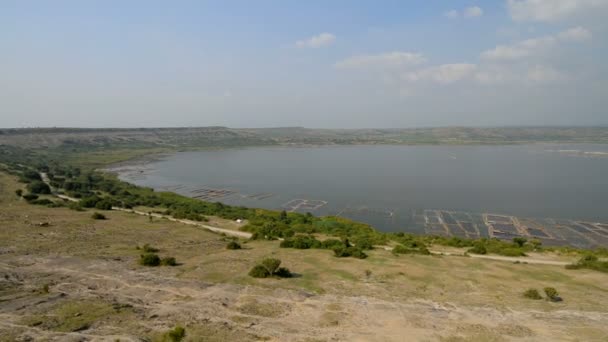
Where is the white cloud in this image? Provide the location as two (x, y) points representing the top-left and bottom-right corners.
(557, 26), (592, 42)
(526, 65), (564, 82)
(295, 33), (336, 48)
(400, 63), (564, 87)
(507, 0), (608, 22)
(335, 52), (426, 69)
(481, 27), (591, 61)
(444, 10), (459, 19)
(402, 64), (477, 84)
(464, 6), (484, 18)
(443, 6), (484, 19)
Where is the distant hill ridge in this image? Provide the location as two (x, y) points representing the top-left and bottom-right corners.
(1, 126), (607, 149)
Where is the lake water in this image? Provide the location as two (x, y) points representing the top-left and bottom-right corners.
(115, 144), (608, 235)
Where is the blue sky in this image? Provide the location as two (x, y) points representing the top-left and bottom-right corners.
(1, 0), (607, 128)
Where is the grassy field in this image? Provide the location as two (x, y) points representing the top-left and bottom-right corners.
(2, 171), (608, 341)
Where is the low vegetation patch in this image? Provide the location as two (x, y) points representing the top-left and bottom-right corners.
(157, 325), (186, 342)
(566, 255), (608, 273)
(226, 241), (242, 250)
(91, 212), (106, 220)
(160, 257), (177, 266)
(523, 288), (542, 300)
(27, 180), (51, 194)
(392, 244), (431, 255)
(21, 300), (132, 333)
(544, 287), (562, 302)
(249, 258), (292, 278)
(280, 235), (369, 259)
(137, 244), (159, 253)
(139, 253), (161, 266)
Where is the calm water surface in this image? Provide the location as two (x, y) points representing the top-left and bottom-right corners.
(116, 144), (608, 233)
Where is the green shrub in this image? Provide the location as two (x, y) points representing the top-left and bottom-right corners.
(248, 264), (270, 278)
(249, 259), (293, 278)
(261, 258), (281, 274)
(226, 241), (242, 250)
(160, 257), (177, 266)
(95, 200), (113, 210)
(566, 254), (608, 273)
(27, 181), (51, 194)
(499, 248), (526, 257)
(22, 193), (39, 202)
(513, 237), (527, 248)
(320, 239), (343, 249)
(523, 288), (542, 300)
(138, 244), (159, 253)
(15, 189), (23, 197)
(352, 237), (374, 250)
(166, 325), (186, 342)
(333, 246), (367, 259)
(139, 253), (161, 266)
(80, 196), (101, 208)
(91, 212), (106, 220)
(467, 243), (487, 255)
(29, 198), (54, 206)
(544, 287), (561, 302)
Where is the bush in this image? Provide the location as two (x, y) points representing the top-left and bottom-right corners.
(95, 199), (113, 210)
(29, 198), (54, 206)
(80, 196), (101, 208)
(22, 170), (41, 181)
(523, 288), (542, 300)
(15, 189), (23, 197)
(261, 258), (281, 274)
(139, 253), (161, 266)
(249, 259), (293, 278)
(566, 254), (608, 273)
(333, 246), (367, 259)
(160, 257), (177, 266)
(226, 241), (241, 250)
(22, 193), (39, 202)
(137, 244), (159, 253)
(513, 237), (527, 248)
(320, 239), (343, 249)
(27, 181), (51, 194)
(248, 264), (270, 278)
(467, 243), (487, 255)
(544, 287), (561, 302)
(499, 248), (526, 257)
(91, 212), (106, 220)
(392, 244), (431, 255)
(352, 237), (374, 250)
(166, 325), (186, 342)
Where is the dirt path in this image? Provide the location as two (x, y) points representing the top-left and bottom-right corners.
(41, 171), (251, 239)
(379, 246), (572, 266)
(112, 207), (252, 239)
